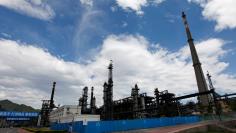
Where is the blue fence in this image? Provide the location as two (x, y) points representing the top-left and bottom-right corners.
(51, 116), (200, 133)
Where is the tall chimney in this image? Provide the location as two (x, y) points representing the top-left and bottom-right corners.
(182, 12), (210, 107)
(50, 82), (56, 110)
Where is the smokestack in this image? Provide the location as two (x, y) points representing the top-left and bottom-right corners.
(108, 60), (113, 83)
(181, 12), (210, 107)
(90, 87), (94, 108)
(50, 82), (56, 110)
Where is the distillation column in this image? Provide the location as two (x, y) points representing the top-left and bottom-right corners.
(90, 87), (96, 114)
(103, 60), (113, 120)
(79, 86), (88, 114)
(131, 84), (139, 118)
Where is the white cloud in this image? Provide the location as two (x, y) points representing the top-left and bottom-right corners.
(116, 0), (147, 15)
(1, 33), (11, 38)
(0, 0), (55, 21)
(121, 21), (128, 27)
(111, 6), (118, 12)
(188, 0), (236, 31)
(0, 35), (235, 109)
(153, 0), (165, 4)
(188, 0), (207, 6)
(80, 0), (93, 7)
(72, 9), (106, 59)
(0, 39), (88, 108)
(165, 13), (180, 23)
(115, 0), (165, 15)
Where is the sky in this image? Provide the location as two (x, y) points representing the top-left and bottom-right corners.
(0, 0), (235, 109)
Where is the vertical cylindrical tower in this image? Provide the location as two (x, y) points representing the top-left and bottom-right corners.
(103, 60), (114, 120)
(50, 82), (56, 110)
(182, 12), (210, 108)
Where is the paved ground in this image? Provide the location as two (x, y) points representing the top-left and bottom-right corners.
(114, 121), (215, 133)
(0, 128), (31, 133)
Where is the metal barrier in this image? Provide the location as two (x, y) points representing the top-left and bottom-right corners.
(51, 116), (200, 133)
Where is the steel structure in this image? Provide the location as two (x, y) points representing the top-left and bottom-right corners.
(90, 87), (96, 114)
(40, 100), (51, 126)
(207, 72), (215, 90)
(98, 60), (234, 120)
(40, 82), (56, 126)
(111, 85), (178, 120)
(41, 12), (236, 124)
(79, 86), (88, 114)
(49, 82), (56, 110)
(102, 60), (114, 120)
(78, 86), (97, 114)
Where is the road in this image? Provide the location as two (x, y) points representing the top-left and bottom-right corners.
(113, 121), (216, 133)
(0, 128), (30, 133)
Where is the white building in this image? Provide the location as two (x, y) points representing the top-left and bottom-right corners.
(49, 105), (100, 124)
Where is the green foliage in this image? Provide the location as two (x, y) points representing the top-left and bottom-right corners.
(0, 99), (39, 112)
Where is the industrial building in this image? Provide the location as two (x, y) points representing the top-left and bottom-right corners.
(49, 105), (100, 124)
(39, 12), (236, 127)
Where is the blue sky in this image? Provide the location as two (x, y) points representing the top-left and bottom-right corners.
(0, 0), (235, 108)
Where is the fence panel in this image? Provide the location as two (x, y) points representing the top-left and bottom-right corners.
(51, 116), (200, 133)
